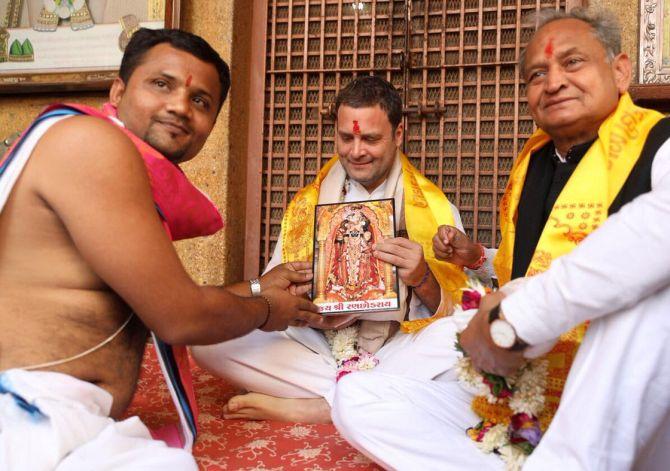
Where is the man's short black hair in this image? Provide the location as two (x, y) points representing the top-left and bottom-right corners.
(119, 28), (231, 111)
(335, 75), (403, 129)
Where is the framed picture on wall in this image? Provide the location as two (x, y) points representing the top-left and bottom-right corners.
(640, 0), (670, 83)
(0, 0), (180, 93)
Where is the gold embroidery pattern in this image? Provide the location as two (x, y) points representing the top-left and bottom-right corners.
(498, 190), (513, 225)
(148, 0), (165, 21)
(283, 192), (315, 263)
(3, 0), (22, 28)
(607, 108), (647, 168)
(525, 250), (552, 277)
(547, 202), (604, 245)
(406, 171), (428, 208)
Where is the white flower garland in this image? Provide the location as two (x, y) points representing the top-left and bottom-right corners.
(507, 361), (548, 417)
(454, 280), (549, 470)
(497, 444), (528, 471)
(476, 424), (508, 454)
(457, 356), (548, 414)
(325, 325), (358, 362)
(325, 324), (379, 381)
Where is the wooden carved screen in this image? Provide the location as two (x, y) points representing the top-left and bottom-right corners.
(247, 0), (576, 274)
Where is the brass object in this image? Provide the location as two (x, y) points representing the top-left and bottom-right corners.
(118, 14), (140, 52)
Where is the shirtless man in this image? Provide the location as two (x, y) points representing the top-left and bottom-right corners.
(0, 28), (319, 469)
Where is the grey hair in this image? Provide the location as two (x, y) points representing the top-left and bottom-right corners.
(519, 8), (622, 74)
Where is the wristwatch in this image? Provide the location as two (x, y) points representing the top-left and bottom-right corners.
(488, 304), (528, 351)
(249, 278), (262, 296)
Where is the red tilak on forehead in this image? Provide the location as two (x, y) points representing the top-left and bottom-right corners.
(544, 39), (554, 58)
(185, 74), (193, 87)
(353, 120), (361, 134)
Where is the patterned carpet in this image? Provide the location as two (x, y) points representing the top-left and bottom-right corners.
(124, 344), (382, 470)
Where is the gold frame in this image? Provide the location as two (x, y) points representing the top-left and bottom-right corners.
(0, 0), (180, 93)
(640, 0), (670, 83)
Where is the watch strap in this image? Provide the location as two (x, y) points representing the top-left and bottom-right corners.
(488, 303), (501, 324)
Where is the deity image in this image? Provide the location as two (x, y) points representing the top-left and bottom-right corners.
(312, 199), (398, 313)
(0, 0), (162, 71)
(326, 207), (382, 300)
(32, 0), (95, 31)
(0, 1), (157, 31)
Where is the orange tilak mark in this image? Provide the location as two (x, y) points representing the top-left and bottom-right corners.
(544, 39), (554, 58)
(353, 120), (361, 135)
(185, 74), (193, 87)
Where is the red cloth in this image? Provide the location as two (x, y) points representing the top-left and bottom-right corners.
(125, 345), (383, 470)
(41, 103), (224, 241)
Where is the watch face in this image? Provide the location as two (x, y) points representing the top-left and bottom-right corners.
(490, 319), (516, 349)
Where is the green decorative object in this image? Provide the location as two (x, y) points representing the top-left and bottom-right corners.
(9, 39), (22, 56)
(22, 39), (34, 55)
(8, 38), (35, 62)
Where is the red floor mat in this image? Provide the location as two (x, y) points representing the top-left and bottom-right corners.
(124, 344), (381, 470)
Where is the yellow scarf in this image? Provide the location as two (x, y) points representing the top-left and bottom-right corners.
(281, 153), (467, 326)
(476, 93), (664, 429)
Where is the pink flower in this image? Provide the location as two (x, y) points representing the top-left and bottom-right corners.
(336, 369), (353, 382)
(335, 350), (379, 382)
(461, 290), (482, 310)
(476, 422), (494, 442)
(341, 356), (361, 368)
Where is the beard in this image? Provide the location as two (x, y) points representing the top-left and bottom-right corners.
(143, 127), (189, 164)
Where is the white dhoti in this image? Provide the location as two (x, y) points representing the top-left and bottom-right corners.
(0, 369), (197, 470)
(333, 373), (503, 470)
(191, 316), (464, 406)
(331, 282), (670, 471)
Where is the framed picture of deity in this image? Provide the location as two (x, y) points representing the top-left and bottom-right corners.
(311, 199), (400, 316)
(640, 0), (670, 83)
(0, 0), (180, 93)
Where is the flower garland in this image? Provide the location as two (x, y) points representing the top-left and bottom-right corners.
(325, 324), (379, 381)
(454, 280), (549, 471)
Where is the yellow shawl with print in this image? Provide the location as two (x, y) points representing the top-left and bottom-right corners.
(281, 153), (468, 323)
(476, 93), (664, 429)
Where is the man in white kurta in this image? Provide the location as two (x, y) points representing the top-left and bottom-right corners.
(331, 9), (670, 471)
(192, 76), (493, 423)
(332, 144), (670, 469)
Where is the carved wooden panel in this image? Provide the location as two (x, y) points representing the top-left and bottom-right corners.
(255, 0), (569, 269)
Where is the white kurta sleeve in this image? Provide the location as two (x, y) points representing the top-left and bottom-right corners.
(502, 139), (670, 345)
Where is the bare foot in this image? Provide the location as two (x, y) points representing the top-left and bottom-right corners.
(222, 392), (331, 423)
